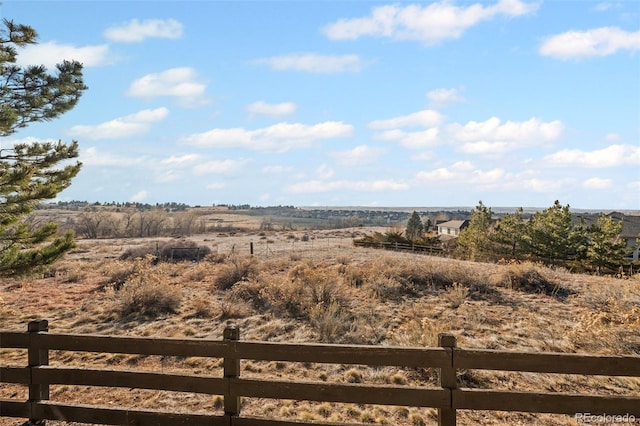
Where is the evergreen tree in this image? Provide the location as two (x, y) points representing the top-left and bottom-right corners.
(586, 214), (629, 274)
(0, 19), (87, 276)
(405, 211), (423, 241)
(523, 200), (581, 266)
(457, 201), (492, 261)
(491, 207), (526, 259)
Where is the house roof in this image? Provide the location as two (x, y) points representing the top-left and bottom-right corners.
(575, 213), (640, 239)
(437, 220), (468, 229)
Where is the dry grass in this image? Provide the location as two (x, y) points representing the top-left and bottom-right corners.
(1, 230), (639, 425)
(115, 257), (182, 318)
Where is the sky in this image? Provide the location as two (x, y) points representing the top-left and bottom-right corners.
(1, 0), (639, 210)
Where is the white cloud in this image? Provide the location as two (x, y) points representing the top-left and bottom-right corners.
(154, 171), (181, 184)
(322, 0), (539, 45)
(127, 67), (208, 107)
(415, 161), (475, 181)
(130, 190), (149, 202)
(104, 18), (183, 42)
(368, 110), (444, 149)
(81, 147), (147, 167)
(410, 152), (435, 161)
(539, 27), (640, 60)
(246, 101), (297, 118)
(368, 110), (444, 129)
(316, 164), (334, 179)
(330, 145), (385, 166)
(459, 140), (510, 155)
(192, 159), (249, 175)
(262, 165), (293, 174)
(253, 53), (363, 73)
(287, 179), (408, 193)
(16, 42), (112, 68)
(427, 88), (466, 107)
(69, 108), (169, 140)
(595, 3), (611, 11)
(417, 165), (510, 191)
(514, 178), (567, 193)
(374, 128), (441, 149)
(449, 117), (564, 154)
(544, 144), (640, 168)
(182, 121), (353, 152)
(604, 133), (621, 142)
(583, 177), (613, 189)
(450, 117), (563, 143)
(415, 162), (572, 193)
(160, 154), (201, 167)
(369, 113), (563, 153)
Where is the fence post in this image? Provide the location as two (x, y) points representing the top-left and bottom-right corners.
(223, 323), (241, 420)
(438, 333), (457, 426)
(28, 319), (49, 424)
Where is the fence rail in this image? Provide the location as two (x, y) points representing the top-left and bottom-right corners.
(1, 320), (639, 425)
(353, 240), (445, 255)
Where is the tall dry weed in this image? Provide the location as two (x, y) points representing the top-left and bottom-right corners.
(116, 257), (182, 318)
(363, 255), (488, 295)
(569, 285), (640, 354)
(442, 282), (469, 308)
(391, 317), (444, 347)
(309, 302), (352, 343)
(214, 256), (257, 290)
(490, 262), (563, 297)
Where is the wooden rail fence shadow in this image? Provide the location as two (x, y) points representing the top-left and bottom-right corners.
(1, 320), (639, 425)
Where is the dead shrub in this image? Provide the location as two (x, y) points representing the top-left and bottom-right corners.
(191, 296), (213, 318)
(101, 261), (136, 290)
(343, 368), (363, 383)
(491, 262), (565, 297)
(116, 257), (181, 318)
(120, 239), (211, 262)
(205, 252), (227, 264)
(257, 276), (309, 318)
(309, 302), (352, 343)
(183, 262), (211, 282)
(391, 318), (444, 347)
(214, 256), (257, 290)
(442, 282), (469, 308)
(229, 278), (270, 310)
(340, 265), (364, 287)
(364, 275), (404, 300)
(219, 292), (251, 319)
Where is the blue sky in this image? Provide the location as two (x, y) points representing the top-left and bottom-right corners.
(2, 0), (639, 209)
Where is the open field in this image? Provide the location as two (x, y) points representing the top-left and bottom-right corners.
(1, 227), (640, 425)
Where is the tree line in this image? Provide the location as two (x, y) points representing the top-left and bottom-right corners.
(453, 201), (633, 274)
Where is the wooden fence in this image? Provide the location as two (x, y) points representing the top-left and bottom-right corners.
(353, 240), (445, 255)
(1, 320), (639, 425)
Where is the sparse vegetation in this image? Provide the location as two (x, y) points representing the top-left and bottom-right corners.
(214, 255), (256, 290)
(1, 224), (639, 425)
(120, 238), (211, 262)
(115, 257), (182, 318)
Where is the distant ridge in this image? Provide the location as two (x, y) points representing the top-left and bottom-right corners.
(300, 206), (640, 215)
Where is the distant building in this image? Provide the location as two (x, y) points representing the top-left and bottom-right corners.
(611, 213), (640, 261)
(436, 220), (469, 237)
(574, 212), (640, 262)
